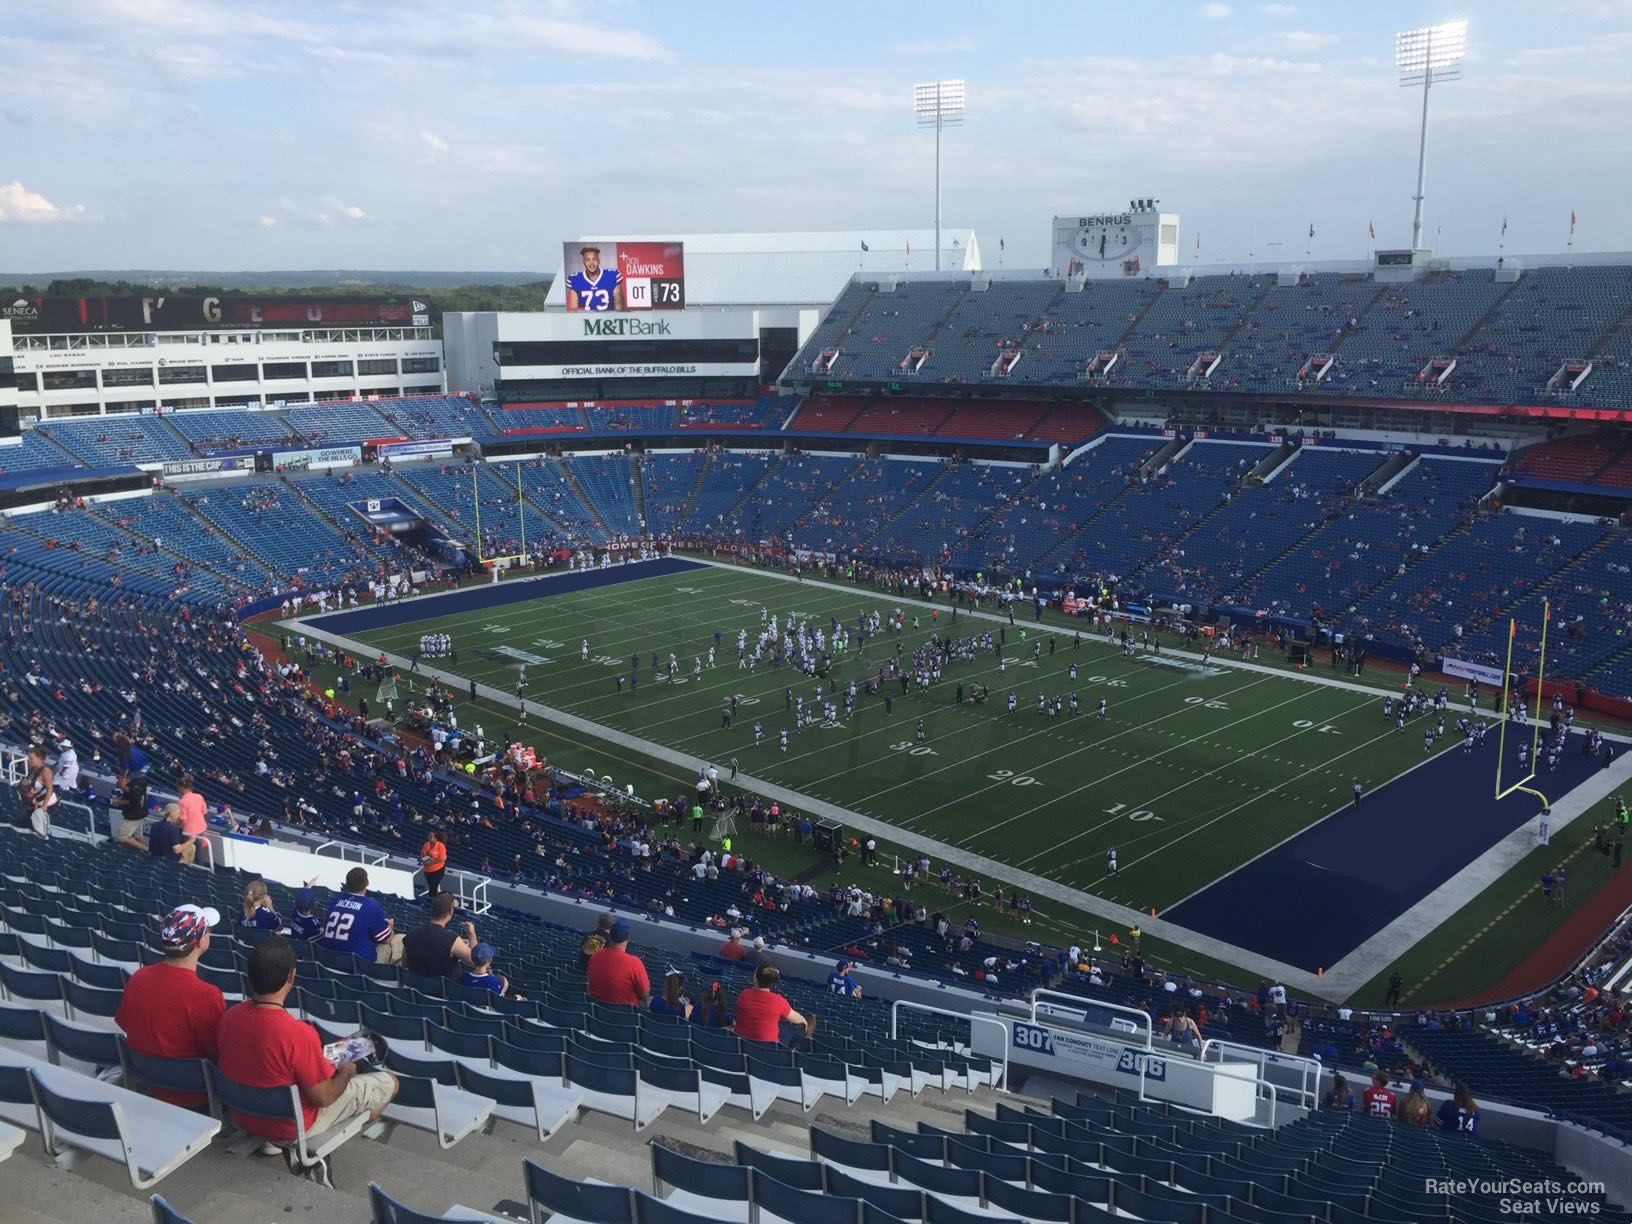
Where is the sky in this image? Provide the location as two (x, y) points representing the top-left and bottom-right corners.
(1, 0), (1629, 274)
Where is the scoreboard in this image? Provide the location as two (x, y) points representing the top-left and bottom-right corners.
(1050, 200), (1179, 280)
(562, 240), (686, 312)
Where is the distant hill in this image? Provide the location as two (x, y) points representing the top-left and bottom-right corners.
(0, 269), (551, 290)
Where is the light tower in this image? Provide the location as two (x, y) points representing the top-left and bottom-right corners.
(1396, 19), (1467, 252)
(913, 79), (965, 271)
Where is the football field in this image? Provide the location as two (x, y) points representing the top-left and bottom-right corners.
(286, 556), (1584, 993)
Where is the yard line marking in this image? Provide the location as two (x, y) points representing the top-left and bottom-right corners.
(1096, 721), (1446, 894)
(956, 678), (1311, 851)
(1042, 695), (1386, 873)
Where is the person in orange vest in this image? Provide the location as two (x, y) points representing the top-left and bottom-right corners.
(419, 830), (448, 898)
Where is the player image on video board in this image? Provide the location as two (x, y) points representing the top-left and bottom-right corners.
(564, 244), (623, 312)
(562, 241), (686, 312)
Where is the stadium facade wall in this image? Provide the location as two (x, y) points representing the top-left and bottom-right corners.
(7, 326), (444, 418)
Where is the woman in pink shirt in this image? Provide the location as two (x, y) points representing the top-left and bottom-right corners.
(175, 773), (208, 837)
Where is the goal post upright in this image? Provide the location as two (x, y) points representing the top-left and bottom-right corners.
(471, 461), (526, 572)
(516, 461), (526, 560)
(1494, 597), (1552, 808)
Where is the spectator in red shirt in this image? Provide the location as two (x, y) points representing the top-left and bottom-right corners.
(216, 935), (397, 1150)
(115, 903), (226, 1109)
(1362, 1070), (1398, 1119)
(718, 930), (748, 962)
(734, 965), (816, 1044)
(586, 919), (651, 1007)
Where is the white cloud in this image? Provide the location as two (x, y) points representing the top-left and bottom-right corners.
(275, 195), (370, 228)
(1265, 30), (1340, 52)
(278, 195), (330, 228)
(1200, 2), (1233, 17)
(419, 129), (449, 157)
(258, 214), (277, 228)
(322, 196), (370, 222)
(0, 181), (88, 224)
(1258, 2), (1296, 14)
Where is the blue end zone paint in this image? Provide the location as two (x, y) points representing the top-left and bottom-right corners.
(1166, 732), (1603, 972)
(303, 557), (708, 635)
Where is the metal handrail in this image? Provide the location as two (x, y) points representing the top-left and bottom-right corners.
(1029, 987), (1154, 1050)
(1200, 1036), (1320, 1112)
(313, 840), (387, 868)
(1133, 1042), (1279, 1128)
(450, 870), (492, 916)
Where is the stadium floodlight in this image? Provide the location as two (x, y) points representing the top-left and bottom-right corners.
(913, 79), (965, 272)
(1396, 19), (1467, 252)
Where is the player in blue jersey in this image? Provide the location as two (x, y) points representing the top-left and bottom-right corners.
(318, 867), (403, 963)
(566, 245), (623, 311)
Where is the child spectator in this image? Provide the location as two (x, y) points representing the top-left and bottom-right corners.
(241, 880), (283, 932)
(288, 888), (322, 941)
(692, 980), (728, 1028)
(651, 970), (693, 1021)
(461, 943), (517, 999)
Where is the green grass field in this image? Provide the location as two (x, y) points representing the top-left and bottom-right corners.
(339, 562), (1457, 913)
(268, 558), (1632, 1003)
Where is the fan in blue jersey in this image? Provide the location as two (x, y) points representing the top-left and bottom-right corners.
(826, 959), (862, 998)
(566, 245), (623, 311)
(317, 867), (401, 963)
(288, 888), (322, 941)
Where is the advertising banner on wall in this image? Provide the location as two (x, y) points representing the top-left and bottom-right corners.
(274, 445), (361, 472)
(380, 440), (456, 461)
(1441, 657), (1506, 687)
(161, 455), (256, 480)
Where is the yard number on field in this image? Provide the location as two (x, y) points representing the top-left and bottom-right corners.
(1292, 720), (1341, 734)
(890, 741), (937, 757)
(1184, 696), (1229, 710)
(988, 769), (1043, 787)
(1105, 803), (1162, 822)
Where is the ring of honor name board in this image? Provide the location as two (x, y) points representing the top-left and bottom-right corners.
(563, 241), (686, 312)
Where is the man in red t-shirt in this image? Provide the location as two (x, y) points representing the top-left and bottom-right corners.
(116, 904), (226, 1109)
(215, 935), (397, 1147)
(1361, 1070), (1398, 1119)
(734, 965), (816, 1044)
(718, 930), (748, 962)
(587, 920), (651, 1006)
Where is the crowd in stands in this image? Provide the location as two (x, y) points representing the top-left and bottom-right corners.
(788, 264), (1632, 409)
